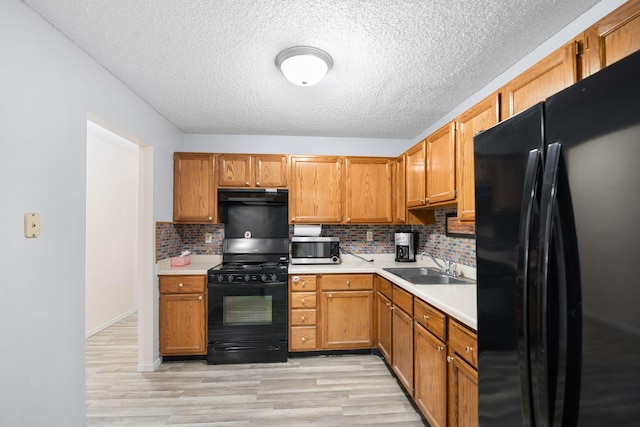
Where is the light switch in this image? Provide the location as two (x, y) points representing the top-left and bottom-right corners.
(25, 212), (40, 238)
(205, 232), (213, 243)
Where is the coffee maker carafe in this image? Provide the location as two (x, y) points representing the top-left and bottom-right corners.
(395, 232), (416, 262)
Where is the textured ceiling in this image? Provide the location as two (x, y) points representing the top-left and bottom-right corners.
(22, 0), (599, 139)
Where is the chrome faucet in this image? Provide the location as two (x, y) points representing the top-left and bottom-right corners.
(421, 252), (457, 277)
(421, 252), (445, 270)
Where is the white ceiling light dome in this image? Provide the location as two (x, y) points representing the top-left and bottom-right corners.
(275, 46), (333, 87)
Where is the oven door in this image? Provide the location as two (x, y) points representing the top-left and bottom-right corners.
(207, 281), (288, 363)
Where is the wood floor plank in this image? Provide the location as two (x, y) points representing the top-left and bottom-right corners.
(86, 313), (426, 426)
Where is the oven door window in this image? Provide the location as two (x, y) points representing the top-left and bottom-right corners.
(224, 295), (272, 325)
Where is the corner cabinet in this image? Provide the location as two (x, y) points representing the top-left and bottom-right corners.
(289, 156), (343, 223)
(426, 122), (457, 206)
(217, 154), (288, 188)
(173, 153), (216, 223)
(158, 275), (207, 356)
(344, 157), (393, 223)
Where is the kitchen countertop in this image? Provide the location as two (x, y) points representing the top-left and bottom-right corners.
(156, 253), (477, 331)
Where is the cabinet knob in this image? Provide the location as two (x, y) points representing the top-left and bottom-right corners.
(301, 337), (306, 342)
(420, 198), (425, 204)
(447, 356), (454, 363)
(347, 218), (351, 222)
(245, 181), (250, 186)
(346, 280), (351, 286)
(329, 293), (333, 298)
(465, 346), (474, 353)
(198, 295), (202, 300)
(301, 281), (306, 288)
(178, 283), (184, 287)
(301, 315), (305, 321)
(256, 181), (260, 186)
(208, 216), (212, 221)
(386, 302), (391, 307)
(437, 346), (444, 352)
(301, 298), (306, 304)
(423, 314), (429, 320)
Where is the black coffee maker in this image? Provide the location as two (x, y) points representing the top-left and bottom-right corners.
(394, 232), (416, 262)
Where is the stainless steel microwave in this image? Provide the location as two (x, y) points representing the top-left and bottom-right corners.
(290, 236), (340, 264)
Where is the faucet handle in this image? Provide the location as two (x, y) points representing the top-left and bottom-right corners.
(450, 262), (458, 277)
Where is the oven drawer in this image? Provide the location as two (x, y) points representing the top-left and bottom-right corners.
(320, 274), (374, 291)
(291, 309), (316, 326)
(159, 275), (206, 293)
(291, 292), (317, 308)
(290, 326), (317, 351)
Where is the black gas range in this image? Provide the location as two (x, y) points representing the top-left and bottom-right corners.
(206, 238), (289, 365)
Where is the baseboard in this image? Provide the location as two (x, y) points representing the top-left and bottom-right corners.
(85, 307), (138, 338)
(138, 357), (162, 372)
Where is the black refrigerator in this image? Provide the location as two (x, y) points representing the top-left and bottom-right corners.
(475, 50), (640, 426)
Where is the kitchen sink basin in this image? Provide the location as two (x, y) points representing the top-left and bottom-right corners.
(383, 267), (474, 285)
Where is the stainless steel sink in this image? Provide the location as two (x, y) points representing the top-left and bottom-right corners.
(383, 267), (473, 285)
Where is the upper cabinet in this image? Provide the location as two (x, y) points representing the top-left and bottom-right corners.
(393, 154), (407, 224)
(289, 156), (343, 223)
(426, 122), (456, 205)
(583, 0), (640, 77)
(406, 140), (427, 208)
(344, 157), (393, 223)
(456, 94), (500, 222)
(500, 41), (578, 120)
(217, 154), (288, 188)
(173, 153), (216, 223)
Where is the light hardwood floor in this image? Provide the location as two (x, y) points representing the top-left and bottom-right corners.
(86, 313), (426, 426)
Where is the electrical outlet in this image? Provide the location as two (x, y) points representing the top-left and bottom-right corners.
(366, 230), (373, 241)
(205, 232), (213, 243)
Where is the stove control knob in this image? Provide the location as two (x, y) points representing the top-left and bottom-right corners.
(217, 274), (224, 282)
(270, 273), (278, 282)
(244, 274), (251, 282)
(260, 274), (268, 282)
(227, 274), (234, 282)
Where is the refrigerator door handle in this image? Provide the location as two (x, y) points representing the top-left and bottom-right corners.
(517, 148), (542, 427)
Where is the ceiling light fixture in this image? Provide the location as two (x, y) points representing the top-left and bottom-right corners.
(275, 46), (333, 87)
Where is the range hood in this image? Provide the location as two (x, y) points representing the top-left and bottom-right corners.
(217, 188), (288, 204)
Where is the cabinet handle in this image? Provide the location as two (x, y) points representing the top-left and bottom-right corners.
(447, 356), (454, 363)
(245, 181), (250, 186)
(301, 337), (306, 342)
(301, 281), (306, 288)
(301, 298), (306, 304)
(423, 314), (429, 320)
(198, 295), (202, 300)
(329, 293), (333, 298)
(346, 280), (351, 286)
(208, 216), (212, 221)
(437, 346), (444, 352)
(420, 198), (425, 204)
(301, 315), (305, 321)
(178, 283), (184, 287)
(386, 302), (391, 307)
(465, 346), (474, 353)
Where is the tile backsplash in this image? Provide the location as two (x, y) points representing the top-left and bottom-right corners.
(156, 210), (476, 267)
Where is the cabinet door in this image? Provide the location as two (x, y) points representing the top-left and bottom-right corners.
(217, 154), (251, 187)
(393, 154), (407, 224)
(392, 306), (414, 392)
(448, 353), (478, 427)
(456, 94), (499, 221)
(320, 290), (373, 349)
(290, 156), (342, 223)
(253, 154), (288, 187)
(426, 122), (456, 205)
(344, 157), (393, 223)
(159, 293), (207, 355)
(173, 153), (216, 222)
(406, 141), (427, 208)
(414, 323), (447, 427)
(583, 0), (640, 77)
(376, 290), (393, 364)
(500, 41), (577, 119)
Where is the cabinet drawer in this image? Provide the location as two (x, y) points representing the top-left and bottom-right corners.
(414, 298), (446, 341)
(290, 275), (317, 291)
(291, 292), (317, 308)
(291, 309), (316, 326)
(159, 275), (206, 293)
(376, 276), (392, 299)
(449, 319), (478, 368)
(392, 285), (413, 315)
(321, 274), (373, 291)
(290, 327), (317, 351)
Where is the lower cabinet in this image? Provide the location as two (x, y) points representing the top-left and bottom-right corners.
(375, 276), (393, 363)
(289, 274), (318, 351)
(447, 319), (479, 427)
(158, 275), (207, 356)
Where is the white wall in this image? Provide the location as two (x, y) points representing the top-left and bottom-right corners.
(0, 1), (182, 426)
(85, 125), (139, 336)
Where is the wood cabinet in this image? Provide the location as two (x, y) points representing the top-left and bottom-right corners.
(583, 0), (640, 77)
(289, 156), (343, 223)
(393, 154), (407, 223)
(456, 94), (500, 222)
(173, 153), (216, 223)
(405, 140), (427, 208)
(414, 298), (448, 427)
(344, 157), (393, 223)
(391, 285), (414, 392)
(158, 275), (207, 356)
(426, 122), (457, 205)
(217, 154), (288, 188)
(289, 274), (318, 351)
(319, 274), (374, 350)
(447, 319), (478, 427)
(375, 276), (393, 363)
(500, 41), (578, 120)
